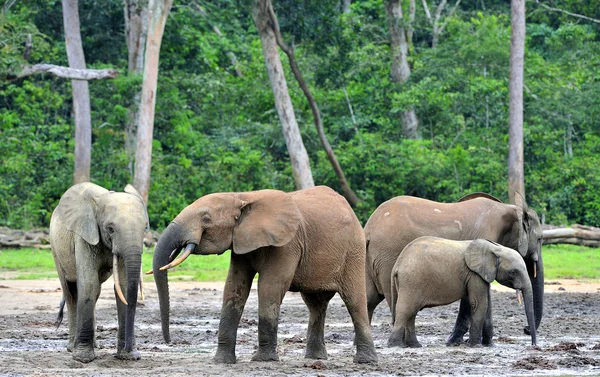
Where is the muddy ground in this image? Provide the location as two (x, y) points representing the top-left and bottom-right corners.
(0, 279), (599, 377)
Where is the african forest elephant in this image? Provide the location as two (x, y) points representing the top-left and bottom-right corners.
(50, 183), (149, 362)
(364, 192), (543, 344)
(388, 237), (537, 348)
(152, 186), (378, 364)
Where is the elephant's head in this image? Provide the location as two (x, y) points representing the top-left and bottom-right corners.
(465, 239), (537, 346)
(152, 189), (302, 343)
(512, 192), (544, 334)
(55, 182), (149, 352)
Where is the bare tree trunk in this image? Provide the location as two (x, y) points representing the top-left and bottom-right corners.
(253, 0), (314, 190)
(385, 0), (419, 139)
(421, 0), (462, 49)
(133, 0), (173, 203)
(124, 0), (148, 179)
(342, 0), (351, 14)
(62, 0), (91, 184)
(267, 3), (359, 206)
(508, 0), (525, 204)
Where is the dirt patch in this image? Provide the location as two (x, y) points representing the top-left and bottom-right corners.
(0, 279), (599, 376)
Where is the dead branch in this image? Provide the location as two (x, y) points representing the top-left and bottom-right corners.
(11, 64), (119, 81)
(533, 1), (600, 24)
(267, 2), (360, 206)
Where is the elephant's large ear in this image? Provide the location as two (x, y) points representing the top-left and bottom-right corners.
(457, 192), (503, 203)
(232, 190), (302, 254)
(124, 184), (145, 204)
(465, 239), (499, 283)
(514, 191), (529, 256)
(54, 183), (108, 245)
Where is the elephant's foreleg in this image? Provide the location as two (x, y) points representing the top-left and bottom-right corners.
(446, 298), (472, 345)
(213, 256), (255, 364)
(73, 278), (100, 363)
(251, 274), (292, 362)
(466, 280), (489, 347)
(482, 289), (494, 346)
(61, 279), (78, 352)
(302, 291), (335, 360)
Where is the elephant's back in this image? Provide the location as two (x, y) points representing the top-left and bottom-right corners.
(49, 212), (77, 281)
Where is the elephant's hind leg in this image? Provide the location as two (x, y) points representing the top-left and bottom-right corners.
(446, 298), (471, 346)
(61, 279), (78, 352)
(338, 288), (378, 364)
(301, 291), (335, 360)
(404, 315), (421, 348)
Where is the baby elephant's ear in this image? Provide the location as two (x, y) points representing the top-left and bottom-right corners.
(465, 239), (499, 283)
(233, 190), (302, 254)
(54, 183), (109, 245)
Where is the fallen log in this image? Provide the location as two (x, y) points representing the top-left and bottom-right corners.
(542, 224), (600, 247)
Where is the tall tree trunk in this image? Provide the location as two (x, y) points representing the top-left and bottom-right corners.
(124, 0), (148, 179)
(342, 0), (351, 13)
(253, 0), (314, 190)
(385, 0), (419, 139)
(508, 0), (525, 204)
(62, 0), (91, 184)
(133, 0), (173, 203)
(267, 2), (359, 206)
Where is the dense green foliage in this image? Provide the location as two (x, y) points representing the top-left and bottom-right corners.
(1, 0), (599, 229)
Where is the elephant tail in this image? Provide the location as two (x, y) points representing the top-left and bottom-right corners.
(390, 272), (398, 325)
(54, 297), (65, 330)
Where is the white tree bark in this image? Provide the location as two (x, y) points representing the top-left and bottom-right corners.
(253, 0), (314, 189)
(62, 0), (92, 184)
(133, 0), (173, 203)
(124, 0), (148, 179)
(508, 0), (525, 204)
(15, 64), (118, 80)
(385, 0), (419, 139)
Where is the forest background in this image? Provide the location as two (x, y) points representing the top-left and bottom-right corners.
(1, 0), (599, 231)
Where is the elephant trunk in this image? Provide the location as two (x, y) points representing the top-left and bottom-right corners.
(153, 222), (184, 343)
(124, 252), (142, 352)
(522, 285), (537, 346)
(526, 251), (544, 334)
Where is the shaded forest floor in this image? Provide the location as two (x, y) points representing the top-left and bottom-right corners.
(0, 279), (599, 376)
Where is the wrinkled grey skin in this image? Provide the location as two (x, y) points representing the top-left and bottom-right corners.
(364, 192), (543, 344)
(388, 237), (537, 348)
(50, 183), (148, 363)
(153, 186), (377, 364)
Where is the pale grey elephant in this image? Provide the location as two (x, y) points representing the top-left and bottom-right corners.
(388, 237), (537, 348)
(50, 182), (148, 362)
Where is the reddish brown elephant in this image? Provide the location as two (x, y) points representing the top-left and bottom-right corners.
(152, 186), (377, 364)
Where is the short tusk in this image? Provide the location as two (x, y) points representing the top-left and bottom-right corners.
(160, 243), (196, 271)
(534, 262), (537, 278)
(145, 269), (153, 275)
(113, 255), (128, 306)
(516, 289), (522, 305)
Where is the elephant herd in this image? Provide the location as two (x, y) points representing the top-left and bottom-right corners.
(49, 182), (543, 364)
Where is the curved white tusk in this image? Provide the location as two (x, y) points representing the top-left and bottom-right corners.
(534, 262), (537, 278)
(159, 243), (196, 271)
(113, 255), (128, 306)
(516, 289), (522, 305)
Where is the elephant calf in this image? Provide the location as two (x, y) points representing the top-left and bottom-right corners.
(50, 183), (149, 362)
(388, 236), (537, 348)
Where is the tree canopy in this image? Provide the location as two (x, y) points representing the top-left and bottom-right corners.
(1, 0), (599, 229)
